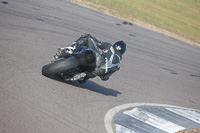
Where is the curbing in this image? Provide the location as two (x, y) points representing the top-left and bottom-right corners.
(104, 103), (200, 133)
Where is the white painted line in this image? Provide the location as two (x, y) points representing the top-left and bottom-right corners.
(104, 103), (200, 133)
(115, 124), (137, 133)
(166, 108), (200, 124)
(124, 107), (185, 133)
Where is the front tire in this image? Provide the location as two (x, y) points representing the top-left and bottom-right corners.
(42, 56), (79, 77)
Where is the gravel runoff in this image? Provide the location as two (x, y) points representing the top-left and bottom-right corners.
(176, 128), (200, 133)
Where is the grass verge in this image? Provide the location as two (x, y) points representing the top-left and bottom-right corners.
(72, 0), (200, 46)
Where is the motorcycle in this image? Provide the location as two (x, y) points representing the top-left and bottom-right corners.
(42, 38), (100, 81)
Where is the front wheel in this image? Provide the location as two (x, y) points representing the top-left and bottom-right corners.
(42, 56), (79, 77)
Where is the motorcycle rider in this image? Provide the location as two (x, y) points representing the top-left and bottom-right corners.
(57, 34), (126, 84)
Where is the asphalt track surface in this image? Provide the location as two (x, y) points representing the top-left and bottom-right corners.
(0, 0), (200, 133)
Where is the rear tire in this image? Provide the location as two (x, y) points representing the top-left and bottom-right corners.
(42, 56), (79, 77)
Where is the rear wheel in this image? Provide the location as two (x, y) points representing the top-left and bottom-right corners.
(42, 56), (79, 77)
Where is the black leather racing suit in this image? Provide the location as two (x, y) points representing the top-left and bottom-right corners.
(72, 34), (122, 82)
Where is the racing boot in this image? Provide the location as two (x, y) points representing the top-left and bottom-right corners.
(57, 43), (77, 54)
(70, 72), (86, 81)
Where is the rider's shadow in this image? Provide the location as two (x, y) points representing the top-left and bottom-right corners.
(49, 75), (122, 97)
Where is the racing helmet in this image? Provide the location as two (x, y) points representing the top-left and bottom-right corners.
(113, 40), (126, 55)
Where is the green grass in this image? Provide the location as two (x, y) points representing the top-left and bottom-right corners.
(80, 0), (200, 44)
